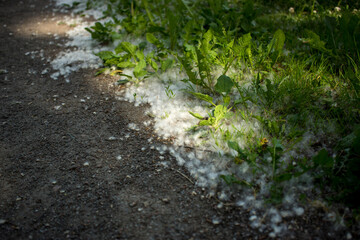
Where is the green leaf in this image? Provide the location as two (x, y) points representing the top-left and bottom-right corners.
(135, 50), (145, 61)
(146, 33), (164, 49)
(177, 55), (199, 86)
(215, 75), (233, 95)
(133, 58), (147, 78)
(117, 61), (136, 68)
(189, 111), (204, 120)
(189, 92), (215, 105)
(272, 138), (284, 150)
(228, 141), (247, 159)
(143, 0), (154, 24)
(273, 29), (285, 54)
(220, 174), (242, 185)
(120, 42), (137, 57)
(202, 29), (213, 52)
(223, 95), (231, 106)
(199, 118), (215, 126)
(274, 173), (293, 182)
(95, 51), (114, 60)
(119, 73), (133, 79)
(303, 30), (332, 54)
(117, 79), (130, 85)
(228, 141), (241, 152)
(147, 57), (158, 72)
(214, 105), (227, 119)
(95, 68), (108, 76)
(133, 69), (148, 79)
(134, 58), (146, 72)
(267, 29), (285, 63)
(195, 48), (208, 82)
(146, 33), (158, 44)
(313, 149), (334, 169)
(161, 59), (174, 72)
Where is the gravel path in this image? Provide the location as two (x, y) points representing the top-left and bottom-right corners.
(0, 0), (357, 239)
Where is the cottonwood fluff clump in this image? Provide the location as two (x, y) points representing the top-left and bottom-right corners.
(50, 0), (331, 237)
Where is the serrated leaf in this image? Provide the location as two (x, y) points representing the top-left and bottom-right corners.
(215, 75), (233, 94)
(195, 48), (208, 82)
(177, 56), (198, 85)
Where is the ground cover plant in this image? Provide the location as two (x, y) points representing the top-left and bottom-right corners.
(57, 0), (360, 231)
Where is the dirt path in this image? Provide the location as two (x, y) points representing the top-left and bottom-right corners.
(0, 0), (356, 239)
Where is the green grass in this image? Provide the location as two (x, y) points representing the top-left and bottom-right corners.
(81, 0), (360, 220)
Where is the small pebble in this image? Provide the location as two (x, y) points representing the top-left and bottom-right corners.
(212, 217), (221, 225)
(249, 215), (257, 221)
(83, 162), (89, 166)
(143, 201), (150, 207)
(0, 219), (6, 225)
